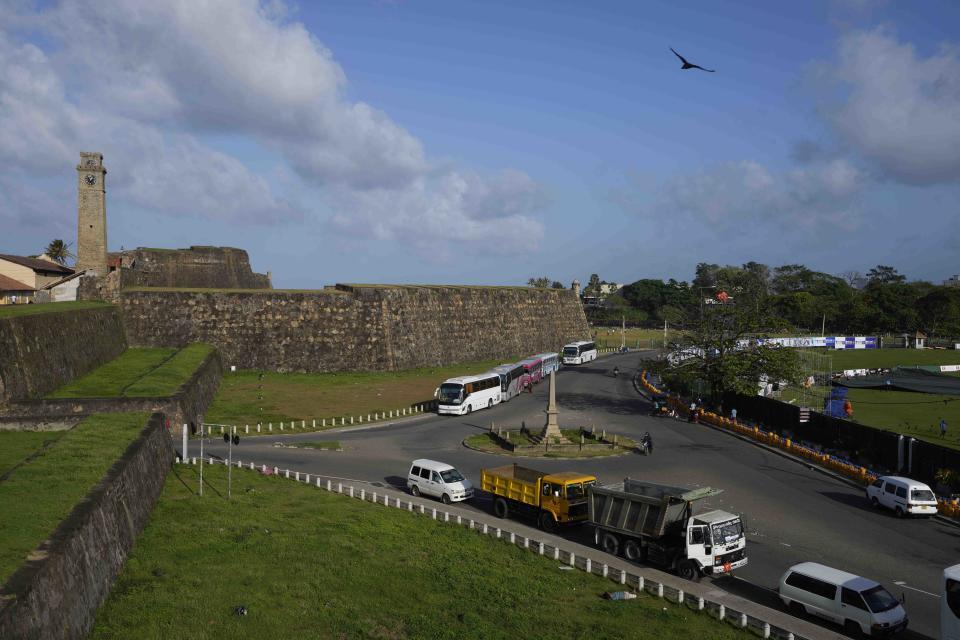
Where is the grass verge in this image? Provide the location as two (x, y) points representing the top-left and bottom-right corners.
(0, 413), (148, 585)
(206, 358), (509, 426)
(808, 348), (960, 371)
(91, 464), (744, 640)
(0, 300), (111, 319)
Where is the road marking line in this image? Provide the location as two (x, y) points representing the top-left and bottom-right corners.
(893, 581), (940, 598)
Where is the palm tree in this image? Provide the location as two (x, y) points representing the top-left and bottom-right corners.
(44, 239), (74, 265)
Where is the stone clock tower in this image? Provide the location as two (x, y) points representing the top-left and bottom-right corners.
(76, 151), (108, 275)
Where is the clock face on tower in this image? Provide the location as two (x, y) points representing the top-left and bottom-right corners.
(85, 174), (96, 186)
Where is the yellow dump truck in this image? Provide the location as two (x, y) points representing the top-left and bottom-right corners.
(480, 464), (597, 531)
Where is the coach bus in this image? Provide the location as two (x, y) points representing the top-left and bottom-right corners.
(562, 341), (597, 365)
(518, 356), (544, 385)
(435, 373), (502, 415)
(535, 352), (560, 376)
(491, 363), (529, 402)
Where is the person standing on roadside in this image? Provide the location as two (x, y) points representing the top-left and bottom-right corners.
(941, 418), (948, 438)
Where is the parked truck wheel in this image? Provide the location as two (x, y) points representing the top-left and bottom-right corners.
(677, 559), (700, 582)
(601, 532), (620, 556)
(623, 540), (642, 562)
(493, 497), (509, 519)
(538, 511), (557, 532)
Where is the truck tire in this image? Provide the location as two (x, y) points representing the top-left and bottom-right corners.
(410, 485), (420, 497)
(538, 511), (557, 532)
(601, 532), (620, 556)
(493, 497), (509, 519)
(677, 559), (700, 582)
(623, 540), (642, 562)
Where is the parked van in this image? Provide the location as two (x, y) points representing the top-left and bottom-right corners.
(407, 459), (474, 504)
(943, 564), (960, 640)
(778, 562), (908, 636)
(865, 476), (938, 518)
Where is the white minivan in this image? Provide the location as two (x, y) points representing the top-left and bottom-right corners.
(407, 459), (474, 504)
(779, 562), (908, 636)
(865, 476), (938, 518)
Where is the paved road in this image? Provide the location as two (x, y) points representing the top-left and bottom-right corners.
(196, 352), (953, 639)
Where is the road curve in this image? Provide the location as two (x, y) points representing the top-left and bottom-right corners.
(197, 352), (950, 639)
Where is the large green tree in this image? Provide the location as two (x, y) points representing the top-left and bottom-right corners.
(661, 298), (802, 400)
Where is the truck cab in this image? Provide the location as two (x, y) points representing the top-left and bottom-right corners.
(686, 509), (748, 576)
(539, 472), (596, 524)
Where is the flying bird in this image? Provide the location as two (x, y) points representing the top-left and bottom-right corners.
(670, 47), (715, 73)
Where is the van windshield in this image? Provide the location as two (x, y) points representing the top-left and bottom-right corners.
(439, 468), (464, 483)
(861, 585), (899, 613)
(911, 488), (935, 502)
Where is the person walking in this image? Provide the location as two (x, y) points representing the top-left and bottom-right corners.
(730, 407), (737, 421)
(941, 418), (948, 438)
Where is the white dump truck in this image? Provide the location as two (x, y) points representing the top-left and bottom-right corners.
(588, 479), (747, 581)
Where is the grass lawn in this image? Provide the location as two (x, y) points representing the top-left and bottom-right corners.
(205, 358), (508, 426)
(0, 431), (69, 477)
(0, 413), (148, 585)
(47, 344), (213, 398)
(91, 464), (745, 640)
(805, 348), (960, 371)
(0, 300), (111, 319)
(594, 327), (674, 349)
(779, 384), (960, 451)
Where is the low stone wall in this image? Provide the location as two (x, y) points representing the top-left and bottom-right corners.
(0, 305), (127, 406)
(1, 350), (223, 436)
(0, 413), (174, 640)
(120, 284), (590, 373)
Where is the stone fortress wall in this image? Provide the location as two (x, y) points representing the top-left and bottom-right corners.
(0, 306), (127, 406)
(117, 246), (271, 290)
(120, 284), (590, 372)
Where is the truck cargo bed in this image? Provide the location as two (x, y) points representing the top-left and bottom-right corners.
(589, 479), (721, 539)
(481, 464), (545, 508)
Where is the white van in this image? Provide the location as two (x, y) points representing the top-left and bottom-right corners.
(943, 564), (960, 640)
(865, 476), (938, 517)
(407, 459), (474, 504)
(778, 562), (908, 636)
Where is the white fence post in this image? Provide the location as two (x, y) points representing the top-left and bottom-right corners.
(656, 583), (663, 598)
(585, 558), (591, 574)
(718, 605), (725, 621)
(697, 597), (704, 611)
(637, 575), (644, 591)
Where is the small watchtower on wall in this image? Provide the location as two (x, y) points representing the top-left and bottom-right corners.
(76, 152), (108, 276)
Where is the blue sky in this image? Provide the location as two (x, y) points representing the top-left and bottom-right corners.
(1, 0), (958, 287)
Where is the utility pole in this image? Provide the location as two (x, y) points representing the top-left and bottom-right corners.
(663, 319), (668, 348)
(199, 423), (204, 497)
(821, 314), (826, 338)
(621, 315), (626, 351)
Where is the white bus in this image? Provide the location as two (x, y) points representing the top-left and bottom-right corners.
(435, 373), (502, 415)
(490, 363), (529, 402)
(944, 564), (960, 640)
(562, 341), (597, 365)
(535, 352), (560, 376)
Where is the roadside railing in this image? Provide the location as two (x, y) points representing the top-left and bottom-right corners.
(174, 455), (819, 640)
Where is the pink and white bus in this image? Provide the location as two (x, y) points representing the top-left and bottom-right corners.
(491, 363), (530, 402)
(534, 352), (559, 376)
(519, 356), (544, 385)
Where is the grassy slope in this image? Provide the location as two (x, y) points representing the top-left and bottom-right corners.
(92, 464), (744, 640)
(0, 300), (111, 319)
(206, 358), (508, 425)
(47, 348), (176, 398)
(124, 344), (214, 396)
(0, 413), (147, 585)
(0, 431), (69, 477)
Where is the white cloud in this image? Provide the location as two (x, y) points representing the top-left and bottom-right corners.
(817, 28), (960, 185)
(623, 158), (865, 230)
(0, 0), (543, 256)
(329, 170), (546, 258)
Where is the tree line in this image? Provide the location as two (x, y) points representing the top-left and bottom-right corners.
(565, 262), (960, 337)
